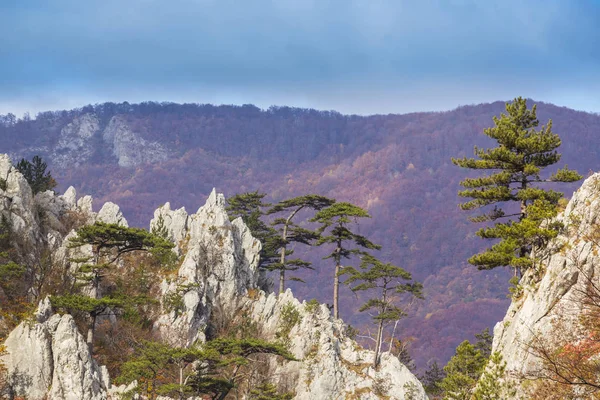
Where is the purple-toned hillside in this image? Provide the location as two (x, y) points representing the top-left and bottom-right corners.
(2, 100), (598, 368)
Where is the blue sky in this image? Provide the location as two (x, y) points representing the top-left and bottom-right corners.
(1, 0), (599, 116)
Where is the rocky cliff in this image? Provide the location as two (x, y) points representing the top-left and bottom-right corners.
(489, 173), (600, 398)
(0, 154), (426, 399)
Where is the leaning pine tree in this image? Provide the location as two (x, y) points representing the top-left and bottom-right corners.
(452, 97), (582, 277)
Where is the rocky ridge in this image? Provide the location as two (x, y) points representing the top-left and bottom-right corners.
(489, 173), (600, 397)
(0, 154), (426, 399)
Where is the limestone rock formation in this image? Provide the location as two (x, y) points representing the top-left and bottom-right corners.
(0, 153), (426, 399)
(248, 290), (427, 400)
(490, 173), (600, 397)
(52, 113), (100, 168)
(2, 298), (108, 400)
(151, 190), (426, 399)
(103, 116), (169, 167)
(152, 189), (263, 346)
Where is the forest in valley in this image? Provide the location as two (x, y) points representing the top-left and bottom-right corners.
(2, 99), (599, 372)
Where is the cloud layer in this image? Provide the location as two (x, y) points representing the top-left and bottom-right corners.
(1, 0), (599, 115)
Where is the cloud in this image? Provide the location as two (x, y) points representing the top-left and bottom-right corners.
(0, 0), (599, 115)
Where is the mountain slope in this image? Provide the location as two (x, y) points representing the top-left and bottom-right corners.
(2, 100), (599, 368)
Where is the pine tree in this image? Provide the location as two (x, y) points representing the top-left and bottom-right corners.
(118, 338), (296, 400)
(310, 202), (381, 319)
(452, 97), (582, 277)
(438, 340), (487, 400)
(343, 254), (422, 367)
(226, 191), (280, 272)
(53, 222), (174, 353)
(472, 352), (515, 400)
(267, 195), (335, 294)
(15, 155), (57, 194)
(474, 327), (493, 358)
(422, 360), (446, 398)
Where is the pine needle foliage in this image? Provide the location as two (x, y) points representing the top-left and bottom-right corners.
(226, 191), (280, 272)
(438, 340), (487, 400)
(311, 202), (381, 319)
(343, 254), (423, 368)
(267, 194), (334, 293)
(452, 97), (582, 275)
(118, 338), (295, 400)
(15, 155), (57, 194)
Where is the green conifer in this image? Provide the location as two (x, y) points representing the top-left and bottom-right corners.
(452, 97), (582, 276)
(343, 254), (423, 367)
(267, 194), (334, 293)
(311, 202), (380, 319)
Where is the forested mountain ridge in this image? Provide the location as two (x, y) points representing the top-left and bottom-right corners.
(2, 100), (599, 368)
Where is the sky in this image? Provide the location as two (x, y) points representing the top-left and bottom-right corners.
(1, 0), (599, 116)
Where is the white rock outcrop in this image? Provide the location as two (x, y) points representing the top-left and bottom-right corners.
(102, 116), (169, 167)
(151, 190), (427, 399)
(490, 173), (600, 397)
(248, 290), (427, 399)
(152, 189), (262, 346)
(52, 113), (100, 168)
(2, 299), (108, 400)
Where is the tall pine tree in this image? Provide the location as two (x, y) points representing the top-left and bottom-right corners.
(452, 97), (582, 277)
(343, 254), (422, 368)
(267, 195), (334, 294)
(311, 202), (380, 319)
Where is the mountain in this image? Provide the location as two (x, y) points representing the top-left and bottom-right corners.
(2, 100), (599, 368)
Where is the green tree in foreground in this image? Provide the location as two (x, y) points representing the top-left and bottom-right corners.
(53, 222), (174, 352)
(472, 352), (515, 400)
(268, 194), (334, 294)
(439, 340), (487, 400)
(422, 360), (446, 398)
(226, 191), (280, 271)
(15, 155), (57, 194)
(452, 97), (582, 277)
(343, 254), (423, 368)
(118, 338), (296, 400)
(438, 328), (510, 400)
(311, 202), (381, 319)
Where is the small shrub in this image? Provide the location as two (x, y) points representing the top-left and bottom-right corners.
(0, 178), (6, 191)
(346, 324), (360, 341)
(304, 298), (320, 314)
(276, 303), (301, 346)
(508, 275), (523, 299)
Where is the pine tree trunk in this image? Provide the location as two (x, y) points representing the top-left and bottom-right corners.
(278, 209), (299, 294)
(333, 262), (340, 319)
(179, 364), (184, 400)
(333, 238), (342, 319)
(373, 319), (384, 368)
(87, 313), (96, 354)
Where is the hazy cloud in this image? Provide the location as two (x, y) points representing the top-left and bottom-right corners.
(1, 0), (599, 115)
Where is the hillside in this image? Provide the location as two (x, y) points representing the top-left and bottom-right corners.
(2, 100), (599, 368)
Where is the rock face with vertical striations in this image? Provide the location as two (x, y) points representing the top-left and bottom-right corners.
(487, 173), (600, 398)
(102, 116), (169, 167)
(2, 298), (109, 400)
